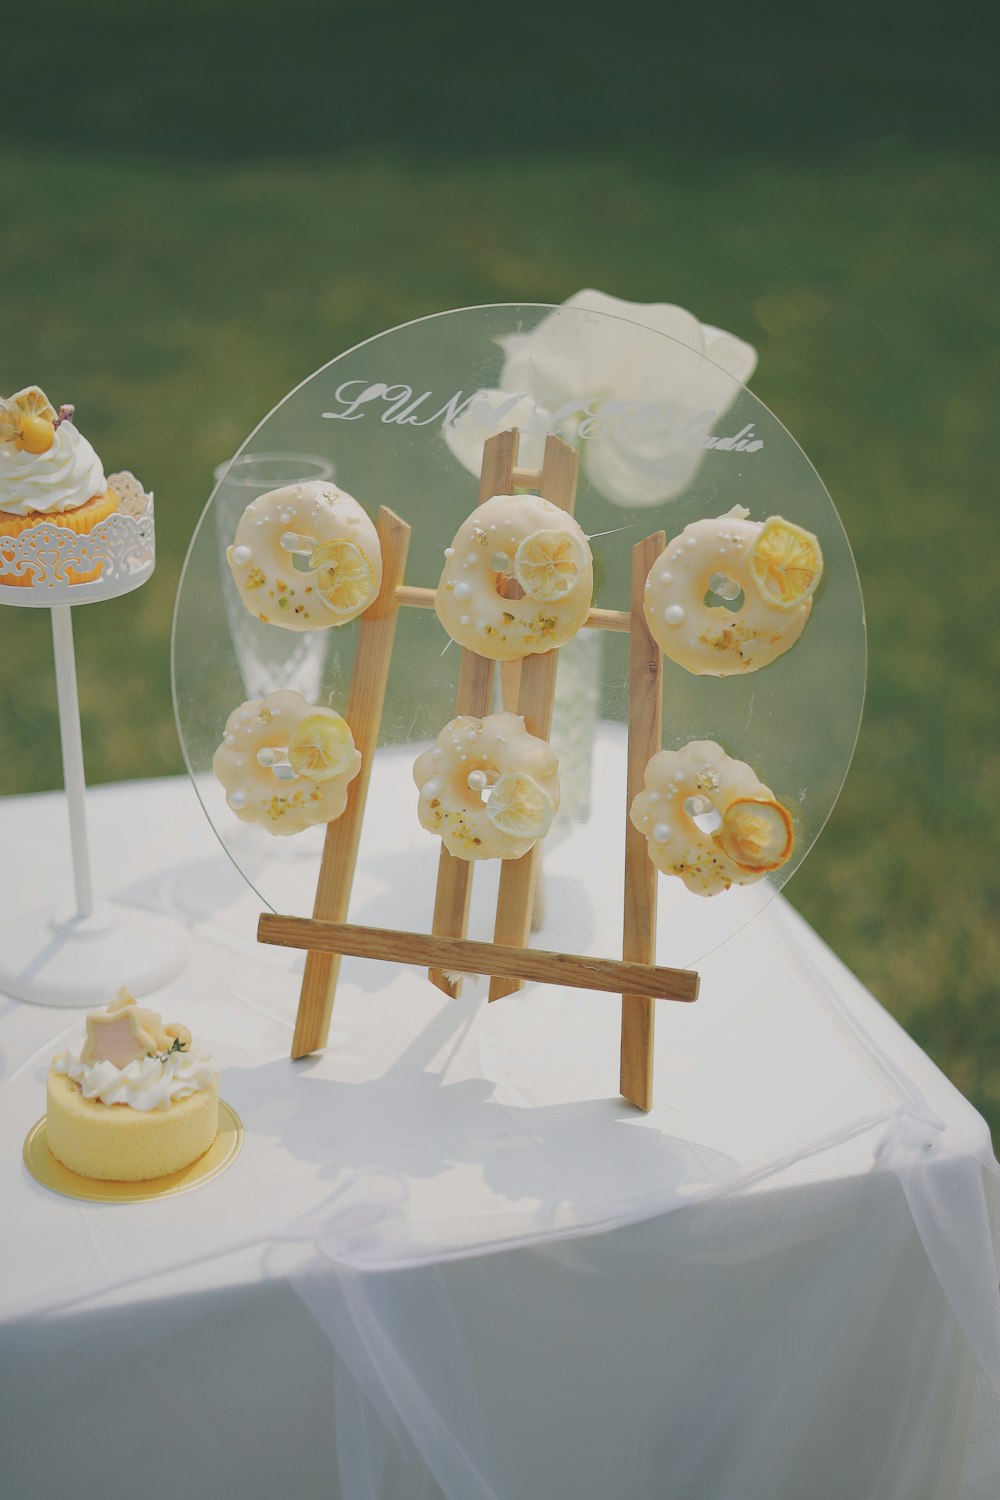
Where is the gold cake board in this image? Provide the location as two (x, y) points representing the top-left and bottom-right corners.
(23, 1099), (243, 1203)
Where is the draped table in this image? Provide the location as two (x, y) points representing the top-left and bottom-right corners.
(2, 775), (999, 1500)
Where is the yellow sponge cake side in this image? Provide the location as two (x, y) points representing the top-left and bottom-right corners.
(46, 1069), (219, 1182)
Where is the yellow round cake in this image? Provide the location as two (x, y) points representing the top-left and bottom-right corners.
(46, 1068), (219, 1182)
(45, 987), (220, 1183)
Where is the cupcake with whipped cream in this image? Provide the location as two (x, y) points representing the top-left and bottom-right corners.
(46, 988), (220, 1182)
(0, 385), (143, 586)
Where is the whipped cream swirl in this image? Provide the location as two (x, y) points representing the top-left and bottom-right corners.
(53, 1040), (217, 1112)
(0, 422), (106, 517)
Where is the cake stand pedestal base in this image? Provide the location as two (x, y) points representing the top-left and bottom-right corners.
(0, 902), (187, 1007)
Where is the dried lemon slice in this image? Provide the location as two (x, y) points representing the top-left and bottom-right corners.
(287, 712), (357, 781)
(486, 771), (555, 841)
(747, 517), (823, 609)
(0, 386), (58, 451)
(310, 538), (376, 617)
(716, 797), (794, 871)
(513, 529), (588, 601)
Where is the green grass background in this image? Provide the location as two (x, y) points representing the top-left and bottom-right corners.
(2, 2), (999, 1127)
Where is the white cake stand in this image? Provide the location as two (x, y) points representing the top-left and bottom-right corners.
(0, 493), (187, 1006)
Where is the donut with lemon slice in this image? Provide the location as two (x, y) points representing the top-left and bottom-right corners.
(643, 507), (823, 676)
(212, 689), (362, 835)
(226, 479), (382, 631)
(630, 739), (795, 897)
(435, 493), (593, 661)
(413, 710), (560, 861)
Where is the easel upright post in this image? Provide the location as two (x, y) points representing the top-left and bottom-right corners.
(620, 531), (665, 1110)
(489, 434), (580, 999)
(291, 507), (411, 1058)
(427, 428), (519, 996)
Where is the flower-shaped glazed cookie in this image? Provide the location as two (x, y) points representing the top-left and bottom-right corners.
(630, 739), (794, 896)
(213, 690), (361, 836)
(414, 711), (560, 861)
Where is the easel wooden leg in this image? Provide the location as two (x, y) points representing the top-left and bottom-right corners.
(427, 649), (495, 996)
(427, 427), (523, 996)
(489, 647), (557, 999)
(291, 507), (412, 1059)
(620, 531), (665, 1109)
(499, 659), (522, 712)
(490, 434), (580, 999)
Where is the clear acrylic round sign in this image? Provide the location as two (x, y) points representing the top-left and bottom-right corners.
(171, 302), (865, 970)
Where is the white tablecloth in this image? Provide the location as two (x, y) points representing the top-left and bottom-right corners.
(3, 775), (999, 1499)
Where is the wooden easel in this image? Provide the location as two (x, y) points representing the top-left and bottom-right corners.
(257, 430), (699, 1109)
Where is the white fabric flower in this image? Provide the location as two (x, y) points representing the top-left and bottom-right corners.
(443, 289), (757, 507)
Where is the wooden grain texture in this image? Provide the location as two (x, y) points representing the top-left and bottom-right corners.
(478, 427), (520, 505)
(426, 428), (518, 996)
(490, 433), (580, 1000)
(620, 531), (666, 1109)
(261, 915), (700, 1002)
(499, 659), (522, 713)
(290, 507), (411, 1059)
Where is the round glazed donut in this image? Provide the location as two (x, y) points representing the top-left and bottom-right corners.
(213, 689), (362, 836)
(413, 711), (560, 861)
(435, 494), (593, 662)
(644, 508), (815, 675)
(226, 479), (382, 631)
(629, 739), (794, 897)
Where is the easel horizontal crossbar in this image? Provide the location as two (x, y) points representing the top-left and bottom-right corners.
(258, 916), (700, 1003)
(394, 584), (629, 634)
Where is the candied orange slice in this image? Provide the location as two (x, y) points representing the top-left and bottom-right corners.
(747, 517), (823, 609)
(309, 538), (376, 617)
(716, 797), (794, 871)
(513, 529), (588, 601)
(287, 712), (357, 781)
(486, 772), (554, 840)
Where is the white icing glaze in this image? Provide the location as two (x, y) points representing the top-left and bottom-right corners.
(212, 689), (361, 836)
(435, 494), (593, 662)
(643, 510), (810, 676)
(53, 1040), (217, 1112)
(226, 480), (381, 631)
(630, 739), (785, 897)
(0, 422), (106, 517)
(413, 711), (560, 861)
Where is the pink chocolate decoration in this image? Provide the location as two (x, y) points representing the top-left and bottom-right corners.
(84, 1009), (154, 1069)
